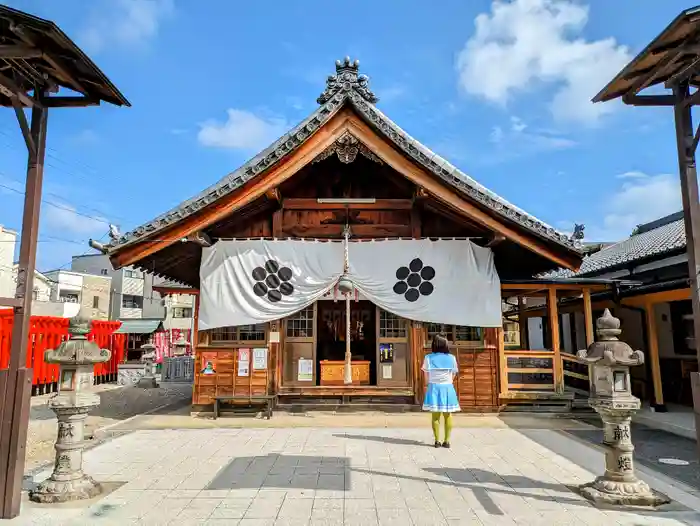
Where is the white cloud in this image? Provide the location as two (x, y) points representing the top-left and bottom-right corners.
(584, 173), (681, 241)
(616, 170), (647, 179)
(489, 115), (575, 156)
(80, 0), (174, 53)
(44, 204), (106, 236)
(198, 109), (289, 151)
(456, 0), (631, 125)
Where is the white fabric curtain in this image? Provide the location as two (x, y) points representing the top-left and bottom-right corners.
(348, 239), (501, 327)
(199, 240), (344, 330)
(199, 238), (501, 330)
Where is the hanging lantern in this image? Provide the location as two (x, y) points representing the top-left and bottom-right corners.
(337, 275), (353, 295)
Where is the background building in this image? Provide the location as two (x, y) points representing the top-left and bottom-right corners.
(0, 225), (17, 300)
(42, 269), (111, 320)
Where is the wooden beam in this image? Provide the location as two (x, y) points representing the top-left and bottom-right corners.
(413, 187), (429, 201)
(627, 46), (689, 95)
(486, 234), (505, 248)
(621, 287), (691, 308)
(266, 188), (281, 204)
(582, 288), (594, 346)
(10, 99), (35, 156)
(622, 94), (677, 106)
(272, 209), (282, 237)
(0, 72), (37, 108)
(0, 298), (21, 308)
(644, 301), (665, 408)
(410, 207), (421, 238)
(282, 224), (412, 238)
(547, 287), (564, 394)
(41, 97), (100, 108)
(282, 198), (413, 210)
(0, 45), (42, 59)
(501, 283), (607, 291)
(10, 25), (88, 95)
(185, 231), (211, 247)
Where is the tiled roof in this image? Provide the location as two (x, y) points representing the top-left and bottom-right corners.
(540, 213), (686, 279)
(104, 58), (579, 257)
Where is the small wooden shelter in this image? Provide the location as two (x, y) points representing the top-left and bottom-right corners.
(103, 58), (592, 411)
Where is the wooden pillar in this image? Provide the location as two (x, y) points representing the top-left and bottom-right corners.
(518, 296), (529, 349)
(582, 288), (594, 346)
(548, 287), (563, 393)
(497, 325), (507, 396)
(191, 293), (200, 404)
(644, 301), (665, 409)
(269, 320), (281, 395)
(411, 321), (425, 405)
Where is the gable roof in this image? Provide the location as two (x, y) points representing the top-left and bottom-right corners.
(104, 58), (579, 259)
(541, 211), (686, 279)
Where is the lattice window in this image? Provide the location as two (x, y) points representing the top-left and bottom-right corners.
(427, 323), (451, 342)
(455, 326), (482, 342)
(286, 306), (314, 338)
(379, 309), (407, 338)
(211, 324), (266, 343)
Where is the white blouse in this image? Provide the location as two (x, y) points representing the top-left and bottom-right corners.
(422, 354), (458, 385)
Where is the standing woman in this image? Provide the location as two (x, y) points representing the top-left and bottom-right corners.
(422, 333), (460, 447)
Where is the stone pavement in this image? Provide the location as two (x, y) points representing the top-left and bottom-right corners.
(26, 382), (193, 471)
(14, 426), (700, 525)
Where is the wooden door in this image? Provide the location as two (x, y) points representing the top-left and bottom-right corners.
(282, 303), (317, 386)
(376, 308), (411, 386)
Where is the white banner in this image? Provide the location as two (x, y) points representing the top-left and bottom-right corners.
(199, 239), (344, 329)
(199, 239), (501, 329)
(348, 239), (501, 327)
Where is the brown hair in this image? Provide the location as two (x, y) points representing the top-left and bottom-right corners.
(431, 333), (450, 354)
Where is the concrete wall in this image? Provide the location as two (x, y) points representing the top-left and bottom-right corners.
(654, 303), (676, 358)
(79, 274), (111, 320)
(0, 227), (17, 300)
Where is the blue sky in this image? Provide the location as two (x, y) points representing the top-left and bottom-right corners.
(0, 0), (694, 270)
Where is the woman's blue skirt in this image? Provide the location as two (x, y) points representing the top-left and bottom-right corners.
(422, 383), (461, 412)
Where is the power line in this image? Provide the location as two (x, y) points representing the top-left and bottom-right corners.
(0, 181), (113, 226)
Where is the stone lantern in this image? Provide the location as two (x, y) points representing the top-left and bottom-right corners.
(172, 334), (190, 357)
(137, 339), (158, 388)
(29, 318), (111, 503)
(576, 309), (669, 506)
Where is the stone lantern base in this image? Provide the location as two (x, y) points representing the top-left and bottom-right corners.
(580, 477), (670, 507)
(30, 474), (102, 504)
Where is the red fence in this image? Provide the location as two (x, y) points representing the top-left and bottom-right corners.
(0, 311), (125, 395)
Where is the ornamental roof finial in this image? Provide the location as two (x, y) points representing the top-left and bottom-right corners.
(317, 57), (378, 105)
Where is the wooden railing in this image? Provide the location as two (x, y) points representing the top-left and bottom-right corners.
(561, 352), (590, 396)
(503, 350), (555, 391)
(0, 311), (125, 395)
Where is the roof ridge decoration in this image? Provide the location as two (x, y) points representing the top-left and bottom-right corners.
(312, 131), (383, 165)
(317, 57), (378, 105)
(106, 59), (579, 255)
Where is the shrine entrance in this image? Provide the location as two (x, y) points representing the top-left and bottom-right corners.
(316, 300), (376, 386)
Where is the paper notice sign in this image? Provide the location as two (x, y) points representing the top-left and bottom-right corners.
(382, 364), (392, 379)
(253, 348), (268, 370)
(298, 358), (313, 381)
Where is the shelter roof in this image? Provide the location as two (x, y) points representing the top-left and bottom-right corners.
(0, 5), (129, 107)
(114, 318), (164, 335)
(104, 58), (579, 260)
(593, 5), (700, 103)
(541, 212), (686, 279)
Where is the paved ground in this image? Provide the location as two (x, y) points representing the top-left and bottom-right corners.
(26, 382), (193, 471)
(14, 426), (700, 525)
(565, 416), (700, 493)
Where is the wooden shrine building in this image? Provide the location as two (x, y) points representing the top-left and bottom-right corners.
(101, 58), (601, 412)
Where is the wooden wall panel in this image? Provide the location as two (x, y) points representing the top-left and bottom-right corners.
(192, 347), (271, 405)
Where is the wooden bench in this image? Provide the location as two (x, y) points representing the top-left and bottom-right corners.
(214, 395), (275, 420)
